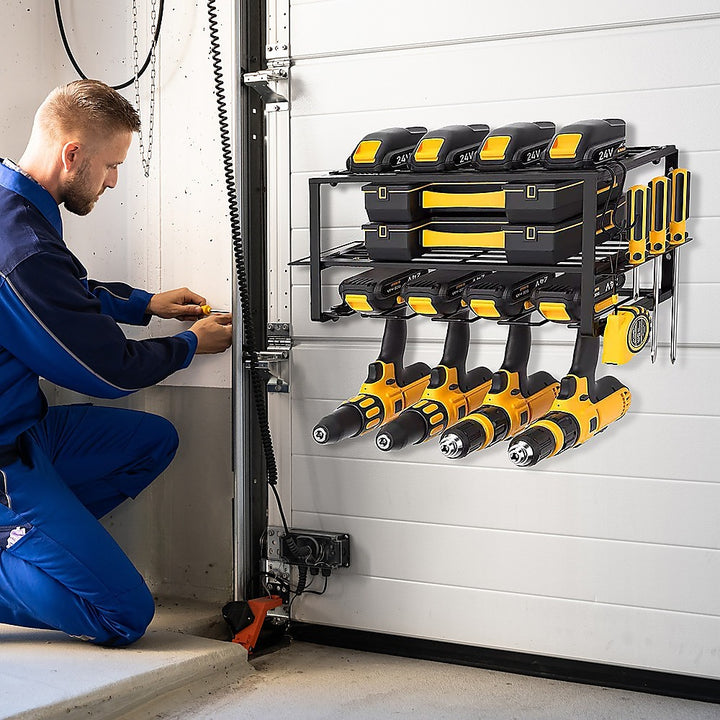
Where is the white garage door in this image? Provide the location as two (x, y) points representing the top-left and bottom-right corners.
(265, 0), (720, 678)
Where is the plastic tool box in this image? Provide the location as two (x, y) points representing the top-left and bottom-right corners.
(504, 204), (623, 265)
(420, 218), (508, 251)
(363, 218), (508, 260)
(504, 179), (621, 224)
(362, 183), (429, 223)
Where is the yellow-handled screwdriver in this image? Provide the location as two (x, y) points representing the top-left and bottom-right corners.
(626, 184), (650, 300)
(200, 304), (231, 315)
(648, 176), (671, 363)
(669, 168), (691, 363)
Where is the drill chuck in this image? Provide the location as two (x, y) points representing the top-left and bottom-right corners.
(375, 410), (429, 452)
(312, 405), (364, 445)
(438, 432), (465, 459)
(507, 424), (557, 467)
(439, 406), (510, 459)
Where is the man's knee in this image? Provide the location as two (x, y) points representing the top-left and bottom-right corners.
(96, 580), (155, 647)
(133, 412), (179, 482)
(142, 413), (179, 465)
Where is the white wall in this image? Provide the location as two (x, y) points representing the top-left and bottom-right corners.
(50, 1), (235, 389)
(0, 1), (238, 602)
(276, 1), (720, 677)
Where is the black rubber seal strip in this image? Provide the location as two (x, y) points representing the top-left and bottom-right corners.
(289, 622), (720, 704)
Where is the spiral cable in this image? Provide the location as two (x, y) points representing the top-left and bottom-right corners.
(206, 1), (286, 527)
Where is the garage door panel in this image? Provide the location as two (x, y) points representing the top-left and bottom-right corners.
(291, 455), (720, 548)
(291, 0), (718, 57)
(291, 574), (720, 678)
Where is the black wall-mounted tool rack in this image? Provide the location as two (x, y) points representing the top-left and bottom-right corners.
(294, 145), (681, 336)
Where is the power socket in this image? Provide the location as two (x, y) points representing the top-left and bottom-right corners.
(279, 529), (350, 570)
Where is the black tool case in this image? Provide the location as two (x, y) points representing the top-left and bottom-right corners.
(362, 183), (429, 223)
(363, 218), (508, 260)
(420, 183), (506, 214)
(504, 179), (621, 224)
(504, 203), (623, 265)
(363, 182), (506, 223)
(421, 218), (508, 252)
(362, 221), (429, 261)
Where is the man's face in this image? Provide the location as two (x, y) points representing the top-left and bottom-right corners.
(62, 131), (133, 216)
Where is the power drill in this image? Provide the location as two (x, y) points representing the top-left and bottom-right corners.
(312, 315), (431, 444)
(439, 324), (559, 459)
(375, 318), (493, 451)
(507, 332), (631, 467)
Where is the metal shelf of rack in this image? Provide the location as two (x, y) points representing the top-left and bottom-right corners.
(296, 145), (680, 331)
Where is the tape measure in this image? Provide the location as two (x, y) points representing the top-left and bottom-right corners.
(602, 306), (651, 365)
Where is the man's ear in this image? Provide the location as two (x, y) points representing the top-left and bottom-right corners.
(61, 142), (81, 172)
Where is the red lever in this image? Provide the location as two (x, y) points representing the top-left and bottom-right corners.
(231, 595), (283, 654)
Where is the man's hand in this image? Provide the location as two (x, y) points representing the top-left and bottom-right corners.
(147, 288), (207, 321)
(189, 314), (232, 354)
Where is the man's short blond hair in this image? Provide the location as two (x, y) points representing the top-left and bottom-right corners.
(39, 79), (141, 140)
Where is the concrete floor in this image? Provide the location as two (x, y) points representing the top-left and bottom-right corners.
(127, 641), (720, 720)
(0, 599), (250, 720)
(2, 604), (718, 720)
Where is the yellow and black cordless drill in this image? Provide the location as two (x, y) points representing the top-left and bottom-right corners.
(375, 319), (493, 452)
(439, 324), (559, 459)
(507, 332), (631, 467)
(312, 315), (431, 445)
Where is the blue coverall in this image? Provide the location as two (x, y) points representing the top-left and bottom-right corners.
(0, 160), (198, 645)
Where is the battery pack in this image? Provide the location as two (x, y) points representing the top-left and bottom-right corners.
(532, 271), (625, 323)
(463, 271), (551, 319)
(474, 121), (555, 170)
(542, 118), (626, 169)
(409, 124), (490, 172)
(347, 126), (427, 173)
(339, 267), (430, 314)
(504, 179), (621, 224)
(402, 269), (488, 316)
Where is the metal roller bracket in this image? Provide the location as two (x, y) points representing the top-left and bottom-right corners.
(242, 62), (290, 108)
(245, 323), (292, 392)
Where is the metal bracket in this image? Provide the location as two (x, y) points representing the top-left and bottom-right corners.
(242, 61), (290, 107)
(244, 323), (292, 392)
(265, 526), (290, 617)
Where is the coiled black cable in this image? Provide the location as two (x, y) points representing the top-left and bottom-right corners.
(207, 1), (310, 582)
(54, 0), (165, 91)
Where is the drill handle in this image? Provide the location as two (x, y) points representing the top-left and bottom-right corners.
(438, 320), (470, 374)
(376, 315), (408, 366)
(437, 319), (483, 391)
(499, 324), (531, 395)
(567, 333), (600, 387)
